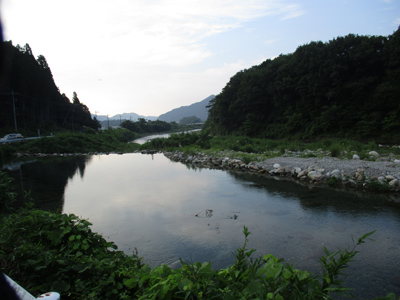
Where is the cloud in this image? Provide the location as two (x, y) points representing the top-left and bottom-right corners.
(278, 4), (306, 20)
(2, 0), (305, 68)
(1, 0), (305, 115)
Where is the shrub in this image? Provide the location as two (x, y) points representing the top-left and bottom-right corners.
(330, 146), (341, 157)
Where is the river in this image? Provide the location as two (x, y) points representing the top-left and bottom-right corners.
(131, 129), (201, 144)
(3, 152), (400, 299)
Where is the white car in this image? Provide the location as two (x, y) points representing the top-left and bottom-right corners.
(0, 133), (24, 143)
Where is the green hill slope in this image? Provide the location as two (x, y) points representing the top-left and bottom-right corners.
(205, 28), (400, 143)
(0, 42), (99, 134)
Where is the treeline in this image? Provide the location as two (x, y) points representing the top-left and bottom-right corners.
(205, 27), (400, 143)
(0, 41), (100, 134)
(120, 118), (172, 133)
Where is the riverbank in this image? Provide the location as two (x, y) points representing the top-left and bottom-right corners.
(164, 150), (400, 195)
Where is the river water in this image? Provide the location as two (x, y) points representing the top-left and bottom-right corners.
(3, 152), (400, 299)
(131, 129), (201, 144)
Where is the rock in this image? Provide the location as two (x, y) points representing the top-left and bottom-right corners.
(377, 176), (386, 184)
(368, 151), (380, 157)
(386, 175), (395, 181)
(394, 159), (400, 164)
(275, 167), (286, 174)
(345, 179), (356, 187)
(308, 171), (323, 181)
(248, 164), (259, 170)
(292, 167), (302, 175)
(297, 170), (308, 178)
(377, 157), (389, 162)
(389, 179), (398, 187)
(353, 154), (360, 160)
(273, 163), (281, 169)
(331, 169), (341, 178)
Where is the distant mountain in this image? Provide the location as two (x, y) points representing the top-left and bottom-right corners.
(93, 113), (157, 122)
(158, 95), (215, 123)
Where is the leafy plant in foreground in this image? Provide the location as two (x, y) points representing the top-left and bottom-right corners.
(0, 203), (395, 300)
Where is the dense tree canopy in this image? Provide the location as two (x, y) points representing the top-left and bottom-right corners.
(120, 118), (172, 134)
(0, 41), (100, 133)
(205, 28), (400, 143)
(179, 115), (201, 125)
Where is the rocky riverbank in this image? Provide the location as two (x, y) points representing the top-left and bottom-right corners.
(164, 150), (400, 193)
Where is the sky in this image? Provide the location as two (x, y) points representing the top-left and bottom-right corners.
(1, 0), (399, 117)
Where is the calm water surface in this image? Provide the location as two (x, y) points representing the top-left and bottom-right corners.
(3, 153), (400, 298)
(131, 130), (201, 144)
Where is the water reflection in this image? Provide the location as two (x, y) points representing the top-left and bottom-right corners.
(227, 171), (400, 215)
(2, 153), (400, 298)
(3, 155), (93, 211)
(131, 129), (201, 144)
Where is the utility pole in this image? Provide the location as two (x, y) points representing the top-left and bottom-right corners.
(12, 90), (18, 132)
(0, 91), (20, 132)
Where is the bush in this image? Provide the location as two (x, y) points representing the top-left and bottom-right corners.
(4, 129), (137, 154)
(330, 146), (341, 157)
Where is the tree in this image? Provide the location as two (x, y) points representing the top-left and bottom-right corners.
(179, 116), (201, 125)
(23, 43), (33, 56)
(37, 55), (49, 69)
(72, 92), (81, 105)
(206, 29), (400, 142)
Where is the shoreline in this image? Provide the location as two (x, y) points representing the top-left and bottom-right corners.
(9, 149), (400, 198)
(163, 151), (400, 197)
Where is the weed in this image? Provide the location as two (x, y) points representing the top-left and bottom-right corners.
(327, 176), (341, 186)
(330, 146), (341, 157)
(367, 179), (391, 192)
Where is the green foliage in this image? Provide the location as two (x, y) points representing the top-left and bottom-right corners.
(121, 119), (172, 134)
(327, 176), (341, 186)
(0, 209), (143, 299)
(179, 116), (202, 125)
(0, 171), (17, 212)
(329, 146), (341, 157)
(319, 231), (376, 298)
(367, 179), (391, 192)
(1, 129), (138, 154)
(0, 203), (395, 300)
(205, 28), (400, 143)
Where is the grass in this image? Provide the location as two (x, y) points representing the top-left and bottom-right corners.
(2, 130), (399, 165)
(141, 134), (400, 163)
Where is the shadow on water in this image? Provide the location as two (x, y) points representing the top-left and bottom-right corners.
(2, 155), (93, 211)
(227, 170), (400, 214)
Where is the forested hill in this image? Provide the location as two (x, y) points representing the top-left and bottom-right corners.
(0, 41), (99, 133)
(205, 27), (400, 143)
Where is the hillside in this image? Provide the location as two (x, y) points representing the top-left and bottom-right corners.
(205, 28), (400, 143)
(0, 42), (99, 133)
(158, 95), (215, 122)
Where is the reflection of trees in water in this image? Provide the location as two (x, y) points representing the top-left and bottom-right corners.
(6, 156), (93, 212)
(226, 171), (400, 215)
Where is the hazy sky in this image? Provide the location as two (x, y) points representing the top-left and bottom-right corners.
(1, 0), (399, 117)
